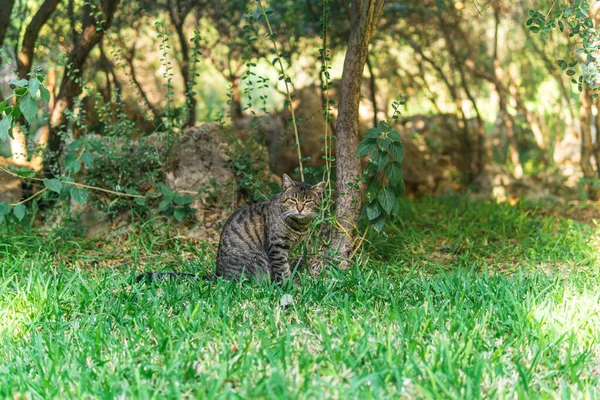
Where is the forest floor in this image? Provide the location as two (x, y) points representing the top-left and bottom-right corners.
(0, 196), (599, 398)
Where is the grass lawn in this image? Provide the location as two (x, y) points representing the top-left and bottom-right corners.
(1, 196), (599, 399)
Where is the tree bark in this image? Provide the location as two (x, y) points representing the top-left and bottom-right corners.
(332, 0), (385, 267)
(169, 0), (196, 127)
(124, 43), (160, 120)
(10, 0), (61, 164)
(0, 0), (15, 51)
(16, 0), (61, 77)
(34, 0), (120, 174)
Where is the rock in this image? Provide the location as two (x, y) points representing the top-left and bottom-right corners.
(471, 165), (558, 204)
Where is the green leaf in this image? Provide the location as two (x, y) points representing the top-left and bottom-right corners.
(13, 204), (26, 221)
(174, 195), (194, 205)
(365, 127), (382, 139)
(19, 95), (38, 124)
(43, 178), (62, 194)
(366, 179), (379, 203)
(174, 207), (186, 221)
(0, 115), (13, 141)
(0, 202), (11, 216)
(68, 140), (82, 151)
(387, 129), (401, 142)
(40, 86), (50, 103)
(64, 152), (81, 174)
(356, 138), (378, 156)
(0, 98), (8, 114)
(134, 197), (147, 206)
(28, 79), (40, 98)
(158, 198), (172, 211)
(70, 186), (88, 205)
(10, 79), (28, 87)
(566, 69), (576, 76)
(81, 151), (94, 168)
(389, 142), (405, 162)
(371, 216), (385, 233)
(373, 150), (389, 172)
(366, 202), (382, 221)
(378, 188), (395, 214)
(379, 137), (391, 150)
(385, 161), (404, 187)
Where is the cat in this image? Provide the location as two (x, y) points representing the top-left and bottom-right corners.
(137, 174), (325, 283)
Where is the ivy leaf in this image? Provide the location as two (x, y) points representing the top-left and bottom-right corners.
(365, 126), (383, 139)
(19, 95), (38, 124)
(366, 202), (382, 221)
(0, 98), (8, 114)
(10, 78), (28, 87)
(81, 151), (94, 168)
(70, 186), (88, 205)
(372, 216), (385, 233)
(356, 138), (378, 156)
(387, 129), (401, 142)
(40, 86), (50, 104)
(0, 115), (13, 141)
(13, 204), (26, 221)
(0, 202), (11, 216)
(378, 188), (395, 214)
(43, 178), (62, 194)
(389, 142), (404, 162)
(64, 152), (81, 174)
(366, 179), (379, 203)
(28, 79), (40, 98)
(385, 161), (404, 188)
(373, 150), (389, 172)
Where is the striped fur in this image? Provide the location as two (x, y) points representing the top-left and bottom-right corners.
(216, 174), (325, 282)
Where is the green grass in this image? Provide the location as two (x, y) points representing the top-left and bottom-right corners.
(1, 196), (599, 399)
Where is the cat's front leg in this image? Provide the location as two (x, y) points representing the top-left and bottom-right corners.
(268, 247), (291, 283)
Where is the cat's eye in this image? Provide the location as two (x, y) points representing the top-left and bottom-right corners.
(286, 198), (296, 203)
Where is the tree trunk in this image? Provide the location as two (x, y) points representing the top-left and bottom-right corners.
(34, 0), (120, 174)
(17, 0), (61, 77)
(0, 0), (15, 51)
(10, 0), (61, 164)
(332, 0), (385, 268)
(169, 0), (196, 127)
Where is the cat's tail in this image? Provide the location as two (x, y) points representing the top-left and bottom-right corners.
(136, 272), (215, 283)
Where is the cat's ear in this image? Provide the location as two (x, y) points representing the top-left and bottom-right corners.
(282, 174), (295, 191)
(312, 181), (326, 197)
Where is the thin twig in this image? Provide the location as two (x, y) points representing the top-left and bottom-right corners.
(12, 188), (48, 206)
(0, 166), (155, 199)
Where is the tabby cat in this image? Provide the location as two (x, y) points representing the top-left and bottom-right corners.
(137, 174), (324, 283)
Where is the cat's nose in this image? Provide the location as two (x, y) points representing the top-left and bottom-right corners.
(297, 203), (304, 213)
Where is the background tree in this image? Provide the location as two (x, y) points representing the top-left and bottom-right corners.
(35, 0), (120, 173)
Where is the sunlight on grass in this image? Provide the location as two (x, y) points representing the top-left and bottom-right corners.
(1, 197), (599, 398)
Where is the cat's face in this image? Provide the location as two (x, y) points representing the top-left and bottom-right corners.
(279, 174), (325, 220)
